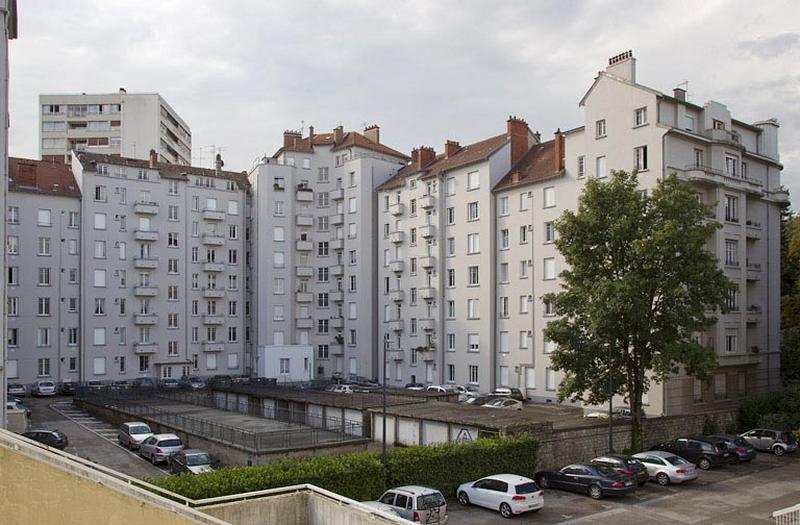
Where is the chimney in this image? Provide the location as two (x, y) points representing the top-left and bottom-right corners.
(283, 129), (301, 148)
(507, 116), (529, 166)
(673, 87), (686, 101)
(511, 172), (520, 184)
(215, 153), (224, 174)
(333, 125), (344, 144)
(148, 149), (158, 168)
(119, 87), (127, 94)
(411, 148), (420, 168)
(308, 125), (315, 144)
(606, 50), (636, 82)
(553, 129), (565, 172)
(533, 131), (541, 144)
(444, 140), (461, 159)
(364, 124), (380, 144)
(418, 146), (436, 169)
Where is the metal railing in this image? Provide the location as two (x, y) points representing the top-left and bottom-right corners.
(774, 503), (800, 525)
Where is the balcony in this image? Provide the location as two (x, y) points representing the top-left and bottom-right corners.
(133, 342), (158, 354)
(133, 229), (159, 242)
(203, 261), (225, 272)
(388, 319), (404, 332)
(296, 317), (313, 329)
(387, 346), (404, 361)
(296, 214), (314, 227)
(134, 201), (159, 215)
(680, 164), (764, 196)
(420, 348), (436, 361)
(202, 233), (225, 246)
(420, 256), (435, 269)
(202, 315), (225, 325)
(330, 188), (344, 201)
(420, 287), (436, 302)
(331, 213), (344, 226)
(389, 260), (404, 273)
(746, 306), (762, 324)
(296, 291), (313, 303)
(718, 352), (762, 367)
(330, 289), (344, 302)
(331, 238), (344, 251)
(746, 262), (762, 281)
(330, 316), (344, 329)
(420, 318), (436, 331)
(203, 288), (226, 298)
(330, 264), (344, 276)
(746, 221), (762, 239)
(296, 188), (314, 202)
(202, 208), (226, 221)
(389, 202), (405, 217)
(296, 240), (313, 251)
(133, 285), (159, 297)
(389, 231), (405, 245)
(419, 194), (435, 209)
(420, 224), (435, 238)
(134, 314), (158, 325)
(133, 257), (159, 269)
(389, 289), (404, 302)
(766, 188), (790, 205)
(330, 343), (345, 355)
(202, 342), (224, 353)
(296, 266), (313, 277)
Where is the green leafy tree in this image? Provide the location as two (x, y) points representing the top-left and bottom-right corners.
(543, 171), (731, 451)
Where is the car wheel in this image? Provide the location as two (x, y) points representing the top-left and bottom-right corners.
(656, 472), (670, 486)
(457, 491), (470, 506)
(536, 475), (549, 489)
(698, 458), (712, 470)
(773, 446), (785, 456)
(588, 485), (603, 500)
(500, 503), (513, 519)
(150, 453), (157, 465)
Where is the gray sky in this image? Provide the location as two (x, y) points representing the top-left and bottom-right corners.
(8, 0), (799, 200)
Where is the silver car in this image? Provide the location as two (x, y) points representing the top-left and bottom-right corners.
(633, 450), (698, 486)
(117, 422), (153, 450)
(138, 433), (183, 464)
(740, 429), (799, 456)
(376, 486), (448, 524)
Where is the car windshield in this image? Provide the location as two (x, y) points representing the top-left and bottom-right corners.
(515, 482), (538, 494)
(158, 439), (181, 447)
(130, 425), (151, 434)
(665, 455), (688, 466)
(622, 458), (641, 467)
(417, 493), (445, 510)
(731, 437), (747, 446)
(41, 382), (54, 387)
(186, 453), (211, 466)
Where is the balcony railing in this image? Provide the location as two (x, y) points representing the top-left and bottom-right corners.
(133, 229), (159, 242)
(134, 201), (159, 215)
(133, 285), (159, 297)
(201, 209), (225, 221)
(203, 261), (225, 272)
(389, 202), (405, 216)
(202, 233), (225, 246)
(133, 257), (159, 269)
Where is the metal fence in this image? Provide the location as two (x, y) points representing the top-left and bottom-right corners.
(774, 504), (800, 525)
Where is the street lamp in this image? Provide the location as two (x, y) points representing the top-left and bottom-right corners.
(607, 343), (614, 453)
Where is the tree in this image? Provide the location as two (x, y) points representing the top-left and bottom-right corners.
(543, 171), (731, 451)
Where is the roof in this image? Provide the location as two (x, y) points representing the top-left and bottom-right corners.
(278, 130), (409, 160)
(8, 157), (81, 198)
(76, 151), (249, 188)
(493, 139), (563, 191)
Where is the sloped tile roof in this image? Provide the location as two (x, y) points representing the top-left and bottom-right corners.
(9, 157), (81, 197)
(494, 139), (563, 191)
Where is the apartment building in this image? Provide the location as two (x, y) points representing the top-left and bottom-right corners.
(249, 125), (408, 380)
(40, 90), (191, 165)
(6, 159), (81, 385)
(70, 150), (248, 382)
(375, 118), (533, 389)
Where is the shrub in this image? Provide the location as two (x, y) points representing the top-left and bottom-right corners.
(740, 383), (800, 433)
(150, 434), (539, 501)
(701, 417), (720, 435)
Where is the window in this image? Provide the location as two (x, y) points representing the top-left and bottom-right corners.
(139, 356), (150, 373)
(7, 328), (17, 347)
(499, 262), (509, 283)
(37, 297), (51, 316)
(543, 257), (556, 280)
(467, 233), (479, 254)
(93, 212), (106, 230)
(447, 300), (455, 318)
(684, 114), (696, 132)
(519, 331), (530, 349)
(469, 365), (479, 384)
(499, 196), (509, 216)
(93, 327), (106, 345)
(596, 155), (607, 178)
(6, 235), (17, 255)
(724, 195), (739, 222)
(94, 240), (106, 258)
(468, 333), (480, 352)
(634, 107), (648, 126)
(725, 240), (738, 266)
(520, 260), (530, 279)
(168, 205), (179, 220)
(520, 225), (528, 244)
(499, 332), (509, 354)
(446, 207), (455, 225)
(499, 296), (508, 317)
(467, 170), (479, 190)
(544, 221), (555, 242)
(467, 298), (479, 319)
(467, 202), (479, 221)
(546, 368), (556, 390)
(6, 297), (17, 316)
(520, 295), (529, 313)
(348, 197), (357, 213)
(544, 300), (556, 316)
(317, 192), (329, 207)
(726, 286), (739, 311)
(577, 156), (585, 178)
(38, 358), (51, 377)
(168, 232), (179, 247)
(543, 187), (555, 208)
(446, 177), (456, 195)
(348, 223), (357, 238)
(94, 298), (106, 315)
(168, 313), (178, 328)
(633, 146), (647, 171)
(273, 305), (285, 321)
(725, 333), (737, 353)
(273, 201), (284, 216)
(725, 155), (739, 177)
(38, 209), (52, 226)
(7, 206), (19, 224)
(499, 229), (509, 249)
(168, 180), (179, 195)
(713, 119), (725, 130)
(595, 119), (606, 138)
(228, 200), (239, 215)
(68, 211), (79, 228)
(273, 251), (285, 268)
(38, 267), (50, 286)
(519, 192), (529, 211)
(468, 266), (479, 285)
(543, 337), (554, 354)
(168, 258), (178, 273)
(447, 268), (455, 287)
(93, 269), (106, 287)
(349, 275), (357, 292)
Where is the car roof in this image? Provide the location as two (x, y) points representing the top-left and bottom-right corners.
(481, 474), (533, 484)
(123, 421), (149, 426)
(389, 485), (442, 495)
(26, 428), (60, 434)
(152, 433), (180, 440)
(636, 450), (679, 459)
(182, 449), (208, 455)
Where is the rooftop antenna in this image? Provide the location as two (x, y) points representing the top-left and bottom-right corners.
(361, 121), (368, 130)
(677, 80), (690, 100)
(300, 120), (304, 135)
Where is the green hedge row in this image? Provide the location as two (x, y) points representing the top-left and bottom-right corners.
(739, 383), (800, 432)
(150, 433), (539, 501)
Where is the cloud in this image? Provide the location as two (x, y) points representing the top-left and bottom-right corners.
(739, 32), (800, 59)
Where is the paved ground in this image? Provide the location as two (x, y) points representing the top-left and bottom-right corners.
(24, 394), (166, 480)
(448, 453), (800, 524)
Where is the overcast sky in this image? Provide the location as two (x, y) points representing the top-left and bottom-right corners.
(8, 1), (799, 200)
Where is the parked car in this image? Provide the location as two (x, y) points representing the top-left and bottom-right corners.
(159, 378), (180, 389)
(168, 449), (214, 474)
(59, 381), (77, 396)
(534, 463), (636, 500)
(348, 375), (379, 389)
(740, 429), (799, 456)
(86, 380), (104, 390)
(426, 385), (447, 393)
(482, 398), (523, 410)
(179, 376), (207, 390)
(491, 387), (525, 402)
(376, 486), (448, 524)
(632, 451), (698, 486)
(650, 437), (732, 470)
(457, 474), (543, 518)
(139, 433), (184, 464)
(590, 454), (649, 485)
(117, 422), (153, 450)
(708, 434), (756, 462)
(132, 377), (155, 389)
(701, 435), (742, 465)
(207, 375), (233, 389)
(31, 380), (57, 397)
(22, 429), (68, 450)
(6, 399), (31, 419)
(331, 384), (354, 394)
(464, 394), (503, 406)
(404, 382), (425, 391)
(359, 501), (402, 518)
(584, 406), (646, 420)
(111, 380), (132, 390)
(7, 383), (26, 397)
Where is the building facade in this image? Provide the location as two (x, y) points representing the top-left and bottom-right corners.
(40, 91), (191, 165)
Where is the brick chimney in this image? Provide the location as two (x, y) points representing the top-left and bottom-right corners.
(364, 124), (380, 144)
(283, 130), (301, 148)
(507, 116), (529, 166)
(417, 146), (436, 169)
(444, 140), (460, 159)
(148, 149), (158, 168)
(333, 125), (344, 144)
(308, 125), (315, 144)
(553, 129), (565, 172)
(215, 153), (224, 174)
(606, 50), (636, 82)
(411, 148), (420, 168)
(673, 87), (686, 101)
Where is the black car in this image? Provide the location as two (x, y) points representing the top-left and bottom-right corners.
(534, 463), (637, 500)
(22, 429), (68, 450)
(590, 454), (649, 485)
(132, 377), (155, 389)
(207, 375), (233, 389)
(704, 435), (749, 463)
(59, 381), (77, 396)
(347, 375), (379, 388)
(650, 437), (732, 470)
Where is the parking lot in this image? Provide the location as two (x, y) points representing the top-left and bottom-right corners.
(24, 395), (166, 480)
(449, 452), (800, 524)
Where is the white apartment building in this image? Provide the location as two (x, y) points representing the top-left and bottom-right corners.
(40, 90), (191, 165)
(249, 125), (408, 381)
(70, 150), (248, 382)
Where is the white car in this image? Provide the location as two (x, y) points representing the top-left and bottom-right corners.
(457, 474), (544, 518)
(632, 450), (698, 486)
(359, 501), (402, 518)
(332, 384), (354, 394)
(32, 380), (57, 396)
(482, 398), (523, 410)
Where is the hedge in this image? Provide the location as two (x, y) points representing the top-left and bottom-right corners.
(150, 433), (539, 501)
(739, 383), (800, 432)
